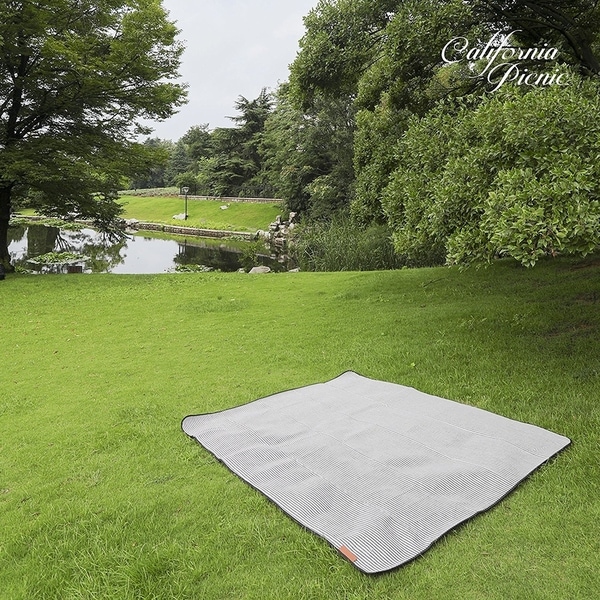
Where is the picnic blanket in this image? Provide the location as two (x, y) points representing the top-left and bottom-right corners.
(181, 371), (570, 573)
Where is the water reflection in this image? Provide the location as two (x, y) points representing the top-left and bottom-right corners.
(8, 224), (283, 274)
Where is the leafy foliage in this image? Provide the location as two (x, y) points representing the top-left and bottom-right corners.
(289, 0), (397, 108)
(289, 0), (600, 267)
(150, 90), (275, 197)
(260, 85), (355, 217)
(174, 263), (214, 273)
(130, 138), (175, 190)
(471, 1), (600, 75)
(382, 77), (600, 266)
(349, 0), (488, 223)
(200, 90), (274, 197)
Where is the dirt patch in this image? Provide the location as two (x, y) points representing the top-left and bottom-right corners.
(570, 257), (600, 270)
(544, 321), (597, 338)
(573, 291), (600, 305)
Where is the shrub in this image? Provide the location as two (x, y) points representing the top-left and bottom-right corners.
(290, 214), (406, 271)
(382, 75), (600, 267)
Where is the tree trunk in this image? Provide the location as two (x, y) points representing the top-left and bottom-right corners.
(0, 185), (14, 272)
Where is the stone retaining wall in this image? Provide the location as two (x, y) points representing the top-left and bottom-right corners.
(181, 195), (282, 204)
(129, 221), (256, 240)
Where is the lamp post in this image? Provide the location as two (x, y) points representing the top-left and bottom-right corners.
(182, 186), (189, 220)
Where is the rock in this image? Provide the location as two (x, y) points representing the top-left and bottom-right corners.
(237, 268), (246, 273)
(288, 267), (300, 273)
(249, 266), (271, 274)
(220, 205), (229, 210)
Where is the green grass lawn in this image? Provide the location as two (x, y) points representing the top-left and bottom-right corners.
(118, 195), (282, 232)
(1, 257), (599, 599)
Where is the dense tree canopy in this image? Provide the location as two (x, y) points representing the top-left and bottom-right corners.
(259, 84), (355, 217)
(150, 90), (275, 197)
(0, 0), (186, 269)
(473, 1), (600, 75)
(286, 0), (600, 265)
(209, 89), (273, 197)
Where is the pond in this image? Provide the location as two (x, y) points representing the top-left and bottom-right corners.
(8, 224), (287, 274)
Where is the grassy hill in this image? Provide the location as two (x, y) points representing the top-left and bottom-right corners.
(1, 257), (598, 599)
(119, 195), (282, 232)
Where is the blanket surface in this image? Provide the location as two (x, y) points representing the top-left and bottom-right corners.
(182, 371), (570, 573)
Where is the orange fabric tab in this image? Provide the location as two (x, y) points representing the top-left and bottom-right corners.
(339, 545), (358, 563)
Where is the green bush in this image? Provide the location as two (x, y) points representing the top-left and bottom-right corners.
(290, 214), (405, 271)
(382, 76), (600, 267)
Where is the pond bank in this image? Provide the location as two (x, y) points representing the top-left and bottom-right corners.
(125, 220), (256, 240)
(14, 214), (257, 241)
(8, 221), (289, 274)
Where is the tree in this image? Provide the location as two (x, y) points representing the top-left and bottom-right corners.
(350, 0), (480, 223)
(260, 84), (355, 217)
(180, 124), (211, 161)
(473, 1), (600, 75)
(227, 89), (273, 196)
(0, 0), (187, 270)
(155, 125), (212, 190)
(193, 90), (274, 197)
(130, 137), (174, 189)
(292, 1), (600, 108)
(203, 126), (249, 196)
(290, 0), (600, 227)
(289, 0), (481, 222)
(164, 138), (194, 185)
(289, 0), (398, 109)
